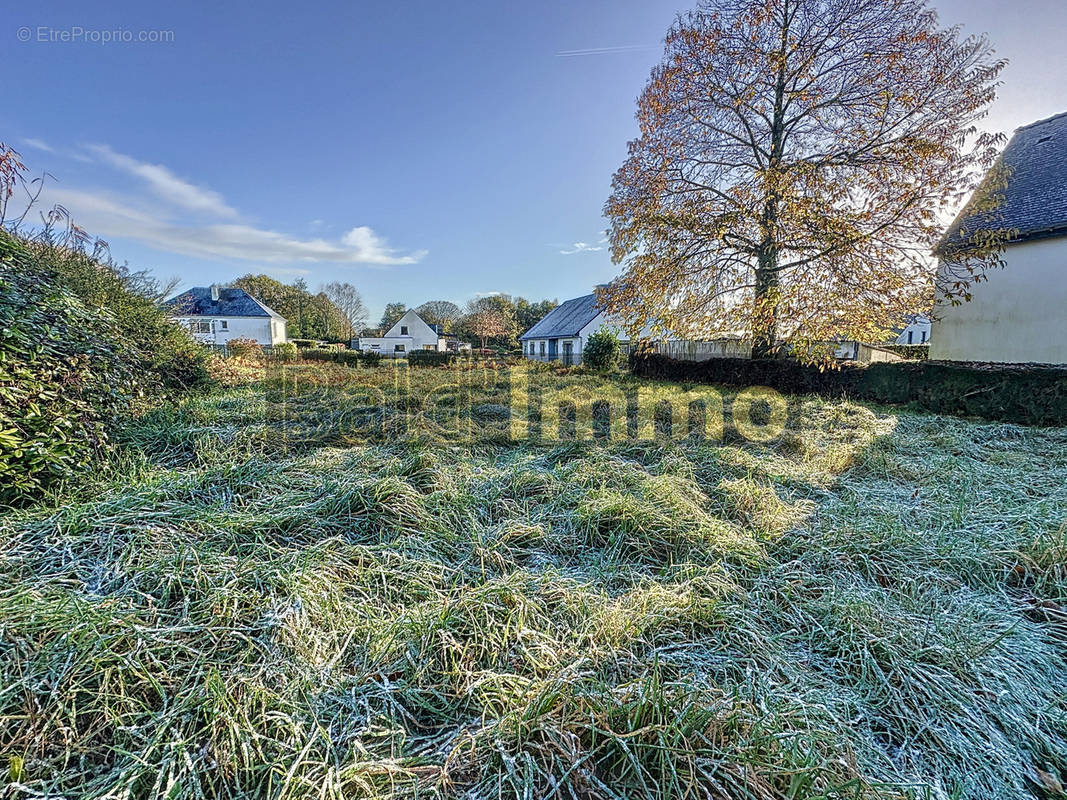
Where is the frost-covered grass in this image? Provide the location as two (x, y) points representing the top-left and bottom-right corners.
(1, 365), (1065, 799)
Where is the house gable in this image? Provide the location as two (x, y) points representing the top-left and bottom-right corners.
(384, 310), (439, 341)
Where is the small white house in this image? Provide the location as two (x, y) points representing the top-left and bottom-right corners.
(892, 314), (931, 346)
(165, 285), (287, 346)
(931, 111), (1067, 364)
(520, 290), (633, 365)
(356, 309), (470, 357)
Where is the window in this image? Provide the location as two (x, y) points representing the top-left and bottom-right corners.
(400, 325), (408, 335)
(908, 331), (914, 344)
(921, 331), (927, 343)
(190, 320), (211, 334)
(424, 344), (435, 351)
(394, 344), (406, 352)
(219, 320), (228, 330)
(539, 341), (545, 356)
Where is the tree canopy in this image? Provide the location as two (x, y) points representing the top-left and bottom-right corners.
(415, 300), (463, 330)
(378, 302), (408, 332)
(231, 274), (349, 341)
(603, 0), (1007, 360)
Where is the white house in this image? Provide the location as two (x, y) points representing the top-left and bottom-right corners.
(165, 285), (287, 346)
(891, 314), (931, 346)
(520, 289), (638, 365)
(356, 309), (470, 357)
(931, 111), (1067, 365)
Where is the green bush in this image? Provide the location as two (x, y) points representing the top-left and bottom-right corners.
(272, 342), (298, 362)
(298, 347), (381, 368)
(408, 350), (466, 367)
(291, 338), (318, 349)
(335, 350), (361, 367)
(882, 343), (930, 360)
(583, 330), (622, 372)
(631, 352), (1067, 426)
(227, 338), (263, 360)
(0, 234), (140, 503)
(27, 236), (210, 393)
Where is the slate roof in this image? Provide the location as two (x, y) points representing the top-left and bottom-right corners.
(519, 293), (601, 340)
(940, 111), (1067, 251)
(164, 287), (286, 320)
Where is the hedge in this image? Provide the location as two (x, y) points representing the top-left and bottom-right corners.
(408, 350), (469, 367)
(881, 343), (930, 360)
(630, 352), (1067, 427)
(299, 348), (381, 368)
(1, 235), (138, 502)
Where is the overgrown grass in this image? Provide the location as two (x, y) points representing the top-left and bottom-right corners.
(1, 365), (1065, 799)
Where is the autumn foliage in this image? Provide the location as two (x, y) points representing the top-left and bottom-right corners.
(604, 0), (1008, 360)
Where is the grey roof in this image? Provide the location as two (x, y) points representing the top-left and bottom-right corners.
(164, 287), (286, 320)
(519, 293), (601, 340)
(940, 111), (1067, 251)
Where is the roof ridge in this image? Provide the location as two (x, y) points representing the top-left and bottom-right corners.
(1016, 110), (1067, 131)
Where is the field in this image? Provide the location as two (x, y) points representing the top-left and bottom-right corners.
(2, 362), (1065, 799)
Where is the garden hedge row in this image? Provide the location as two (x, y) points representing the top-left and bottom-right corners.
(631, 352), (1067, 426)
(881, 343), (930, 360)
(407, 350), (469, 367)
(300, 348), (381, 367)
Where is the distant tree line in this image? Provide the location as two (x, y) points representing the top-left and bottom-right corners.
(371, 294), (558, 351)
(230, 274), (367, 342)
(224, 274), (556, 351)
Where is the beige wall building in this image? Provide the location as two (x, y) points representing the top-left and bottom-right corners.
(932, 111), (1067, 365)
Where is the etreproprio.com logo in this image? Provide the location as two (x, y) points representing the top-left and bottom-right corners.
(262, 362), (790, 447)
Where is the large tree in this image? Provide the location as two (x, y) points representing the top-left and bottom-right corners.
(232, 274), (347, 341)
(515, 297), (558, 335)
(415, 300), (463, 330)
(604, 0), (1006, 359)
(461, 296), (517, 350)
(378, 302), (407, 332)
(322, 281), (368, 341)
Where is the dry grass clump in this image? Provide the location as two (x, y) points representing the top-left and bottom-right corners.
(1, 368), (1065, 799)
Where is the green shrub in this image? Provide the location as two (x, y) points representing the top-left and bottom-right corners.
(291, 338), (318, 349)
(882, 343), (930, 360)
(583, 330), (622, 372)
(27, 235), (210, 393)
(300, 348), (335, 363)
(272, 342), (298, 362)
(335, 350), (361, 367)
(631, 352), (1067, 426)
(408, 350), (466, 367)
(227, 338), (263, 360)
(0, 234), (140, 503)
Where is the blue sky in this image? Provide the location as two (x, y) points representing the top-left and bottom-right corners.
(6, 0), (1067, 324)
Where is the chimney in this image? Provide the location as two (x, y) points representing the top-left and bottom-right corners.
(210, 284), (220, 302)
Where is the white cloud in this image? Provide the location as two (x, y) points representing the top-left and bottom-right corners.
(21, 137), (54, 153)
(341, 226), (425, 265)
(85, 143), (239, 219)
(44, 187), (427, 266)
(560, 240), (604, 255)
(22, 140), (426, 267)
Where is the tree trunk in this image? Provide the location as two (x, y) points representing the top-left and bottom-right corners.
(752, 261), (779, 359)
(751, 4), (790, 361)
